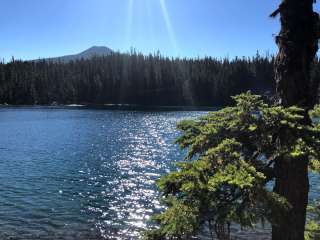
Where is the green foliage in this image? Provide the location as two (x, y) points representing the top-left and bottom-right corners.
(144, 92), (320, 240)
(305, 105), (320, 240)
(310, 105), (320, 120)
(143, 197), (200, 240)
(309, 104), (320, 173)
(305, 203), (320, 240)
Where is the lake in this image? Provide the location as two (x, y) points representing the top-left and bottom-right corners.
(0, 107), (204, 239)
(0, 107), (319, 240)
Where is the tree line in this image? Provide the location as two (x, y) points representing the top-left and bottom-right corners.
(0, 52), (277, 106)
(1, 51), (319, 107)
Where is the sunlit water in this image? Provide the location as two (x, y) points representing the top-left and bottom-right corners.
(0, 107), (319, 240)
(0, 107), (204, 239)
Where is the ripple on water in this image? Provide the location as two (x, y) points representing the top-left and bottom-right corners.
(0, 109), (204, 239)
(0, 109), (306, 239)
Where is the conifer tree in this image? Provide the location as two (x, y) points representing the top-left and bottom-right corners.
(144, 92), (320, 240)
(271, 0), (320, 239)
(145, 1), (320, 239)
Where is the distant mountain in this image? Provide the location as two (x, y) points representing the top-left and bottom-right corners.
(36, 46), (113, 63)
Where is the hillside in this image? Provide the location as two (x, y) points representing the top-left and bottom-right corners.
(36, 46), (113, 63)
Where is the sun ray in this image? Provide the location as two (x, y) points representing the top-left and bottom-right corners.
(146, 0), (155, 52)
(159, 0), (179, 55)
(125, 0), (134, 49)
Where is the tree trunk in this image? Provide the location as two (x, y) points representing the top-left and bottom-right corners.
(272, 0), (319, 240)
(272, 156), (310, 240)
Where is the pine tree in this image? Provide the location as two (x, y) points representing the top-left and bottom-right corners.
(145, 1), (320, 239)
(271, 0), (320, 239)
(143, 92), (320, 240)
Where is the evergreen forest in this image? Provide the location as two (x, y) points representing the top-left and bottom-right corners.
(0, 52), (281, 106)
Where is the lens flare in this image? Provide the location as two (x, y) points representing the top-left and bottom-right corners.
(159, 0), (179, 55)
(125, 0), (179, 55)
(146, 0), (155, 51)
(125, 0), (134, 48)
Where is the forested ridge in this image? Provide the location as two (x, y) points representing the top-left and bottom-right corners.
(0, 51), (317, 106)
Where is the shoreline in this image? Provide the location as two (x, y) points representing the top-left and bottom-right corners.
(0, 103), (218, 111)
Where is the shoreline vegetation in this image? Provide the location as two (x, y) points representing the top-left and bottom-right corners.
(0, 52), (276, 107)
(1, 51), (319, 108)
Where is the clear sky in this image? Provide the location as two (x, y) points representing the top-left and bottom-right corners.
(1, 0), (319, 61)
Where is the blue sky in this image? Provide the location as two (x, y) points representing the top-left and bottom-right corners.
(1, 0), (319, 61)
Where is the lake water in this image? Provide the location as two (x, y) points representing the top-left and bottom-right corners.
(0, 107), (204, 240)
(0, 107), (319, 240)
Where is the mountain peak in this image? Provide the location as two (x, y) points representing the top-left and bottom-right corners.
(81, 46), (113, 55)
(38, 46), (113, 63)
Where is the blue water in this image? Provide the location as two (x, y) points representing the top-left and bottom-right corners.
(0, 107), (319, 240)
(0, 107), (204, 240)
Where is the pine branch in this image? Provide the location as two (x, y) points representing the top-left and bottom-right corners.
(270, 8), (280, 18)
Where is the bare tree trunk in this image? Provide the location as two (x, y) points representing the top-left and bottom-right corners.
(272, 0), (319, 239)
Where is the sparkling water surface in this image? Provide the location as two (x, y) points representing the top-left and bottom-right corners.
(0, 107), (319, 240)
(0, 107), (204, 240)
